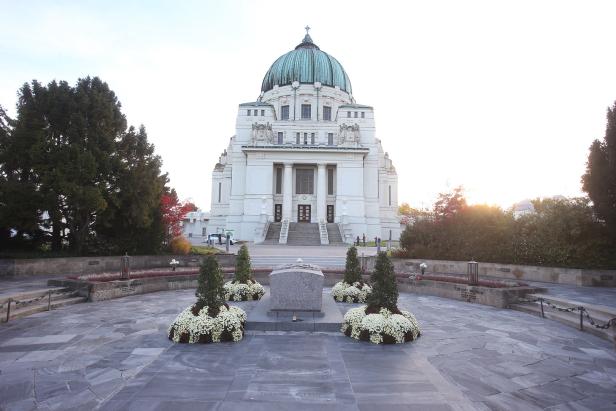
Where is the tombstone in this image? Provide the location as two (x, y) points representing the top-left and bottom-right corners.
(269, 259), (323, 312)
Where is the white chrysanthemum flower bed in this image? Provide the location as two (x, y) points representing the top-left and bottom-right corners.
(168, 304), (246, 343)
(341, 306), (421, 344)
(223, 279), (265, 301)
(332, 281), (372, 303)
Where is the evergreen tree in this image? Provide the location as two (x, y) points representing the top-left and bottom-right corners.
(95, 125), (167, 254)
(234, 244), (252, 283)
(582, 101), (616, 242)
(344, 245), (362, 284)
(367, 252), (399, 311)
(0, 84), (47, 248)
(196, 256), (225, 309)
(1, 77), (172, 254)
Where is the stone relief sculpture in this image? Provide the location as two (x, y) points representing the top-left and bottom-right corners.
(338, 123), (360, 146)
(251, 122), (274, 144)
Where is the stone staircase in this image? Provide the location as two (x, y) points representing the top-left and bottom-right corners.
(1, 287), (87, 323)
(510, 293), (616, 345)
(326, 223), (344, 245)
(286, 223), (321, 246)
(262, 222), (282, 244)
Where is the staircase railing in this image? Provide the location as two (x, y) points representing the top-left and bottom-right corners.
(318, 220), (329, 245)
(279, 219), (289, 244)
(255, 219), (271, 244)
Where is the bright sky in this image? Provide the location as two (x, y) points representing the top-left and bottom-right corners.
(2, 0), (615, 211)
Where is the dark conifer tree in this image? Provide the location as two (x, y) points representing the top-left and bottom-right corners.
(582, 101), (616, 243)
(196, 256), (225, 310)
(234, 244), (252, 283)
(343, 245), (362, 284)
(367, 252), (399, 311)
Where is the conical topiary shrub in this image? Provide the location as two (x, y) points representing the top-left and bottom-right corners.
(341, 251), (421, 344)
(344, 246), (362, 284)
(168, 255), (246, 344)
(223, 244), (264, 301)
(332, 246), (372, 303)
(196, 256), (225, 313)
(366, 251), (399, 312)
(234, 244), (251, 283)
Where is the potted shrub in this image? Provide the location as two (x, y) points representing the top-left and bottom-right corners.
(168, 256), (246, 343)
(332, 246), (372, 303)
(341, 252), (421, 344)
(223, 244), (265, 301)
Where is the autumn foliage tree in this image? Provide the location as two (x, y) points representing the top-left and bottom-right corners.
(400, 188), (616, 268)
(160, 189), (197, 240)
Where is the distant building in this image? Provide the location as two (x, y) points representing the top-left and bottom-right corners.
(513, 200), (534, 219)
(512, 195), (567, 219)
(181, 210), (210, 244)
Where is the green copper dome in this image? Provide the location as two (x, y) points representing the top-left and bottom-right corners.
(261, 32), (352, 94)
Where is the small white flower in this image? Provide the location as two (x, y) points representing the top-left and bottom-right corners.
(168, 302), (247, 344)
(341, 305), (421, 344)
(332, 281), (372, 303)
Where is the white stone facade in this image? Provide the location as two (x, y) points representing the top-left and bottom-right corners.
(208, 37), (400, 244)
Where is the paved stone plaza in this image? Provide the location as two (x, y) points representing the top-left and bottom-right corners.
(0, 288), (615, 410)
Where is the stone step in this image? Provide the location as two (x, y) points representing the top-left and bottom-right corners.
(265, 223), (282, 240)
(326, 224), (343, 244)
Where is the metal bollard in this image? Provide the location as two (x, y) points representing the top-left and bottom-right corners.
(121, 252), (131, 280)
(579, 307), (584, 331)
(540, 298), (545, 318)
(48, 291), (52, 311)
(467, 261), (479, 286)
(5, 298), (11, 322)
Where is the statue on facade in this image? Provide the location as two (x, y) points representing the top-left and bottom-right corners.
(251, 122), (274, 145)
(338, 123), (360, 146)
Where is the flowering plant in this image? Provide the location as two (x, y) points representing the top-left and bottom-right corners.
(223, 279), (265, 301)
(331, 281), (372, 303)
(168, 303), (246, 343)
(341, 306), (420, 344)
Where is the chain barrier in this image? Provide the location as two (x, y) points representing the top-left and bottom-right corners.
(2, 289), (78, 322)
(517, 296), (616, 330)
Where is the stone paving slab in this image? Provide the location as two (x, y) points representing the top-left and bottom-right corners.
(0, 289), (614, 410)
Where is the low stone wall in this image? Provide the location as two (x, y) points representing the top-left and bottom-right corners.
(360, 257), (616, 287)
(49, 270), (541, 308)
(397, 278), (545, 308)
(0, 254), (237, 278)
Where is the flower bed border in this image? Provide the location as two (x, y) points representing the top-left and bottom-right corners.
(49, 269), (544, 307)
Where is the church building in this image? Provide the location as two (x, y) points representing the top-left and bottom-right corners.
(207, 29), (400, 245)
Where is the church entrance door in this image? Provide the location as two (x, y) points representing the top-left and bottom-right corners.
(327, 205), (334, 223)
(274, 204), (282, 222)
(298, 205), (311, 222)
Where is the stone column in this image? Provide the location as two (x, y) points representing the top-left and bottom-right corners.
(317, 163), (327, 222)
(282, 163), (293, 220)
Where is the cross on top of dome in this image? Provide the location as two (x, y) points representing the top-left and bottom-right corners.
(297, 25), (317, 49)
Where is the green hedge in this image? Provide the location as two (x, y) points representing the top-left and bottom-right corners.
(400, 198), (616, 269)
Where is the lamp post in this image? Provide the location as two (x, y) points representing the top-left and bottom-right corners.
(121, 253), (130, 280)
(468, 261), (479, 286)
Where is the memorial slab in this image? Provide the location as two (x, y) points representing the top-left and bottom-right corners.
(269, 262), (324, 312)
